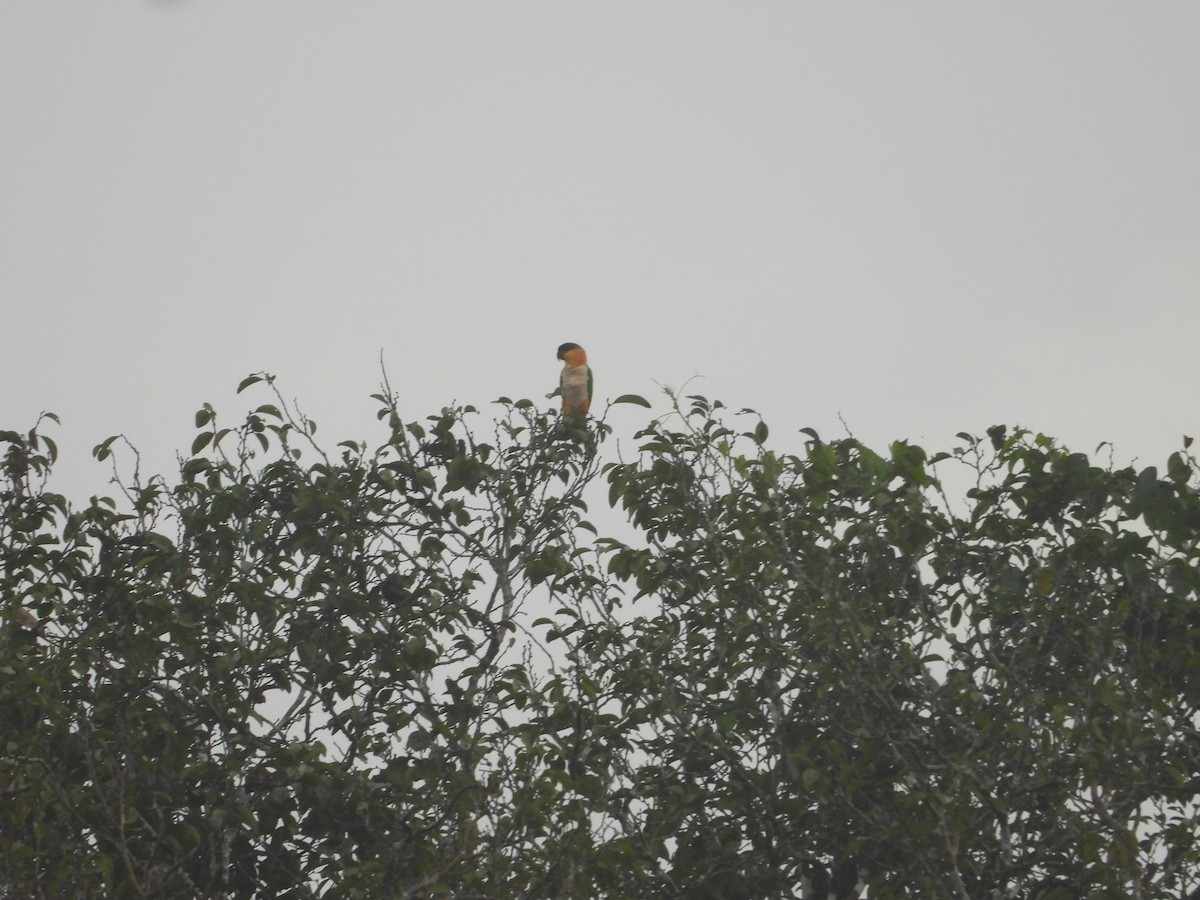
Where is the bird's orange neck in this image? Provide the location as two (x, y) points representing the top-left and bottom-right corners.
(562, 347), (588, 367)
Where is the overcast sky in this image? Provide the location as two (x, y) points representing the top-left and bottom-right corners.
(3, 3), (1198, 501)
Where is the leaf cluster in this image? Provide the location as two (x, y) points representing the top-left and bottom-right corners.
(2, 386), (1199, 898)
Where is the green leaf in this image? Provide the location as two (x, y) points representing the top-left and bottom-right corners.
(858, 445), (889, 482)
(613, 394), (651, 408)
(1167, 451), (1190, 485)
(237, 374), (264, 393)
(93, 435), (119, 461)
(191, 432), (213, 455)
(1130, 465), (1159, 516)
(987, 424), (1007, 450)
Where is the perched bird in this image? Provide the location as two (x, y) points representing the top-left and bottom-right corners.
(556, 342), (593, 415)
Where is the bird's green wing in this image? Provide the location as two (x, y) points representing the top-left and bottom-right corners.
(587, 367), (594, 402)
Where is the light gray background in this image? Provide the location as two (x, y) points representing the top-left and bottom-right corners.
(3, 4), (1198, 500)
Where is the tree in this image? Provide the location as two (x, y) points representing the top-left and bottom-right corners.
(2, 379), (1199, 898)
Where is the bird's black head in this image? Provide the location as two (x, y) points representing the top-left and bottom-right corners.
(557, 342), (581, 360)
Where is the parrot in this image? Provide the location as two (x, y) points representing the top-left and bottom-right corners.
(556, 342), (593, 416)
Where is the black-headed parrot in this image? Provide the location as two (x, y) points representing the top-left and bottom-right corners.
(556, 342), (592, 415)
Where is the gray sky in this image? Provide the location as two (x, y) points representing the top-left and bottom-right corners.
(3, 3), (1198, 500)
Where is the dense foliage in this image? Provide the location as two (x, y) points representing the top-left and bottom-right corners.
(3, 378), (1200, 898)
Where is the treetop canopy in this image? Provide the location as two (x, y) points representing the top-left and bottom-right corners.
(2, 377), (1198, 898)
